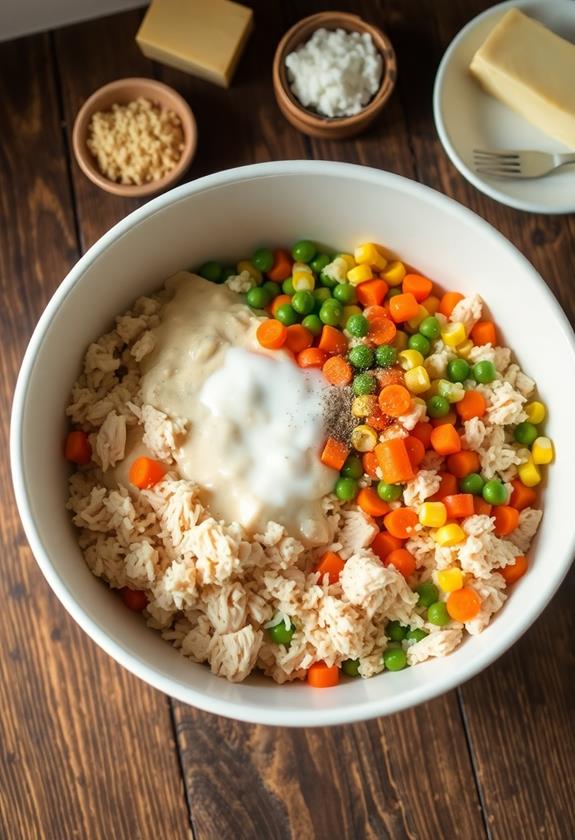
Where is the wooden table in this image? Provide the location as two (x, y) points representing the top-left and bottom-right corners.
(1, 2), (574, 837)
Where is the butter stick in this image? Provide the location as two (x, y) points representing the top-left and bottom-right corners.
(470, 8), (575, 149)
(136, 0), (253, 88)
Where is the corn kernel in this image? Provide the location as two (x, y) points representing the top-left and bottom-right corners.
(419, 501), (447, 528)
(438, 379), (465, 403)
(347, 264), (373, 286)
(532, 436), (554, 465)
(441, 322), (466, 347)
(351, 424), (378, 452)
(424, 295), (440, 315)
(517, 457), (541, 487)
(456, 339), (474, 359)
(404, 365), (431, 395)
(352, 395), (378, 417)
(237, 260), (262, 283)
(399, 349), (424, 370)
(292, 270), (315, 291)
(437, 568), (464, 592)
(354, 243), (387, 270)
(525, 401), (546, 424)
(380, 260), (406, 287)
(392, 330), (409, 351)
(434, 524), (466, 546)
(406, 305), (429, 332)
(338, 253), (356, 271)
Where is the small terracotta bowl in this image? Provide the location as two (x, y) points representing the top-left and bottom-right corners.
(273, 12), (397, 140)
(72, 77), (197, 198)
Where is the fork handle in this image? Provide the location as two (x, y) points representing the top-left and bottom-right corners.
(556, 152), (575, 166)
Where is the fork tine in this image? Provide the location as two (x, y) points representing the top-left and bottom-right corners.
(474, 167), (522, 178)
(473, 149), (520, 161)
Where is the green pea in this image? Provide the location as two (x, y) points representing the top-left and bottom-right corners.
(310, 253), (331, 274)
(447, 358), (471, 383)
(386, 620), (408, 642)
(251, 247), (274, 273)
(386, 287), (403, 299)
(341, 454), (363, 480)
(482, 479), (508, 506)
(276, 304), (298, 326)
(375, 345), (398, 367)
(319, 269), (338, 289)
(198, 261), (223, 283)
(334, 477), (359, 502)
(416, 582), (439, 608)
(406, 628), (428, 643)
(221, 266), (236, 282)
(319, 300), (343, 326)
(377, 482), (403, 502)
(460, 473), (484, 495)
(514, 421), (539, 446)
(427, 601), (450, 626)
(313, 287), (332, 307)
(291, 290), (315, 315)
(353, 372), (377, 396)
(473, 360), (496, 383)
(346, 314), (369, 337)
(419, 316), (441, 340)
(292, 240), (316, 263)
(408, 333), (431, 357)
(282, 277), (295, 295)
(262, 280), (281, 299)
(267, 619), (295, 646)
(302, 314), (323, 336)
(333, 283), (357, 304)
(427, 395), (450, 418)
(383, 647), (408, 671)
(348, 344), (374, 370)
(341, 658), (361, 677)
(246, 286), (270, 309)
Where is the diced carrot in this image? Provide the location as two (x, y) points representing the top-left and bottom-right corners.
(446, 450), (480, 478)
(363, 304), (388, 322)
(267, 248), (292, 281)
(411, 421), (433, 449)
(357, 278), (389, 307)
(318, 324), (348, 355)
(322, 354), (353, 386)
(321, 437), (349, 471)
(509, 479), (537, 511)
(120, 587), (148, 611)
(501, 555), (528, 585)
(257, 318), (287, 349)
(389, 292), (420, 323)
(129, 457), (167, 489)
(431, 410), (457, 428)
(367, 411), (391, 431)
(371, 531), (404, 560)
(362, 451), (380, 479)
(369, 317), (397, 346)
(64, 430), (92, 465)
(285, 324), (313, 354)
(378, 384), (412, 417)
(404, 435), (426, 469)
(446, 587), (481, 622)
(402, 273), (433, 302)
(430, 424), (462, 456)
(271, 294), (293, 318)
(307, 661), (340, 688)
(384, 548), (416, 578)
(443, 494), (475, 519)
(473, 497), (493, 516)
(493, 505), (520, 536)
(375, 439), (415, 484)
(383, 507), (419, 539)
(429, 471), (459, 501)
(315, 551), (345, 584)
(376, 368), (404, 388)
(297, 347), (328, 368)
(456, 390), (487, 422)
(470, 320), (497, 346)
(438, 291), (464, 317)
(424, 295), (440, 315)
(356, 487), (390, 518)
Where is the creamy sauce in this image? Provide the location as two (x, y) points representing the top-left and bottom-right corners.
(140, 272), (336, 544)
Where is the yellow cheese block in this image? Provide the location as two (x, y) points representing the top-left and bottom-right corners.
(136, 0), (253, 88)
(470, 8), (575, 149)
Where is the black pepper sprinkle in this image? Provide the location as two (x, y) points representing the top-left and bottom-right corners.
(322, 385), (359, 445)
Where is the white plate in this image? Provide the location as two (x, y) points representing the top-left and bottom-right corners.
(433, 0), (575, 214)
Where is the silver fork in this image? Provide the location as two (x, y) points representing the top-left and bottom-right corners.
(473, 148), (575, 179)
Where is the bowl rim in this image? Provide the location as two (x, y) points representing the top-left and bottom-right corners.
(10, 160), (575, 727)
(272, 11), (397, 128)
(72, 76), (197, 198)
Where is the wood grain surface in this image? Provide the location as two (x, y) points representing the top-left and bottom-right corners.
(1, 1), (574, 839)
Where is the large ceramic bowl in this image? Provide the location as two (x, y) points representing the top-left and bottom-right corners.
(10, 161), (575, 727)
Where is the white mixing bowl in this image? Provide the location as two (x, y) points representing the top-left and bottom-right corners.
(10, 161), (575, 726)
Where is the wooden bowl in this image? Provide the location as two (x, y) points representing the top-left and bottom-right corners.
(72, 77), (197, 198)
(273, 12), (397, 140)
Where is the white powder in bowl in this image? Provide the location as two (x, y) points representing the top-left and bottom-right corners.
(285, 27), (383, 118)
